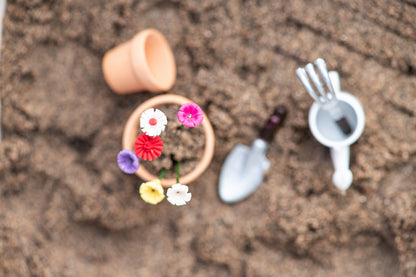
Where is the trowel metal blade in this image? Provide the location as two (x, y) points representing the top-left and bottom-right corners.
(219, 143), (269, 203)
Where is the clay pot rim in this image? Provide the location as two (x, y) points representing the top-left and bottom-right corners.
(130, 29), (176, 92)
(122, 94), (215, 187)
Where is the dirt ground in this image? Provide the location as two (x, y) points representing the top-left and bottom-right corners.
(1, 0), (416, 276)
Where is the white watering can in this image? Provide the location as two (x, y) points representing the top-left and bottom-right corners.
(297, 59), (365, 192)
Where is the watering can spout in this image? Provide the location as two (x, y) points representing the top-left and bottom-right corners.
(330, 146), (353, 192)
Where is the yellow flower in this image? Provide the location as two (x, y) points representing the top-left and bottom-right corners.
(139, 179), (165, 205)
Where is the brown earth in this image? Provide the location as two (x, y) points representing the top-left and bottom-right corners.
(1, 0), (416, 276)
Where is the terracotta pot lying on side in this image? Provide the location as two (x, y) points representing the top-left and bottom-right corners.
(102, 29), (176, 94)
(123, 94), (215, 187)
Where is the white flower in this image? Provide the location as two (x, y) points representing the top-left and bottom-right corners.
(167, 183), (192, 206)
(140, 108), (168, 137)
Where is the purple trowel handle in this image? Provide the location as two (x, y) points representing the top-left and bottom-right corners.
(259, 106), (287, 143)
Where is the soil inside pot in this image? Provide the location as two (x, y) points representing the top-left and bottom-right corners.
(139, 104), (205, 179)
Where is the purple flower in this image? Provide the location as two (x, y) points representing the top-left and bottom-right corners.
(177, 103), (204, 127)
(117, 150), (139, 174)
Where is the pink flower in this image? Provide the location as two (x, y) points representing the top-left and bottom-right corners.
(177, 103), (204, 127)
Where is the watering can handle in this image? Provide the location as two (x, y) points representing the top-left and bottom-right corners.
(330, 146), (353, 192)
(328, 71), (341, 95)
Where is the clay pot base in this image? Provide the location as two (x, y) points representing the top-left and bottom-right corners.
(123, 94), (215, 187)
(102, 29), (176, 94)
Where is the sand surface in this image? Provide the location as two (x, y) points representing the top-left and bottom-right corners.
(1, 0), (416, 276)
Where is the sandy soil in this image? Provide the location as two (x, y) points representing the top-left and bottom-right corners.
(1, 0), (416, 276)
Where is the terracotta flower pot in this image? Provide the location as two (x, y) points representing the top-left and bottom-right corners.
(102, 29), (176, 94)
(123, 94), (215, 187)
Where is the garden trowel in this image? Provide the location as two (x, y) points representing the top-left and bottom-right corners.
(219, 106), (287, 203)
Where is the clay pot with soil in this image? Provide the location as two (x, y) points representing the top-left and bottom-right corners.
(123, 94), (215, 187)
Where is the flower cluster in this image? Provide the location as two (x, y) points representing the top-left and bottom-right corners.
(117, 103), (204, 206)
(140, 178), (192, 206)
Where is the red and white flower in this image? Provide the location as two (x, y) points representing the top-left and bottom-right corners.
(140, 108), (168, 137)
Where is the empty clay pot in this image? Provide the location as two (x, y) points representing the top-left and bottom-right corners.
(122, 94), (215, 187)
(102, 29), (176, 94)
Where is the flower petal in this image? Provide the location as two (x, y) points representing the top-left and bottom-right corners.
(117, 150), (139, 174)
(134, 134), (164, 161)
(139, 180), (165, 205)
(166, 183), (192, 206)
(177, 110), (187, 123)
(178, 103), (204, 127)
(140, 108), (168, 137)
(184, 192), (192, 202)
